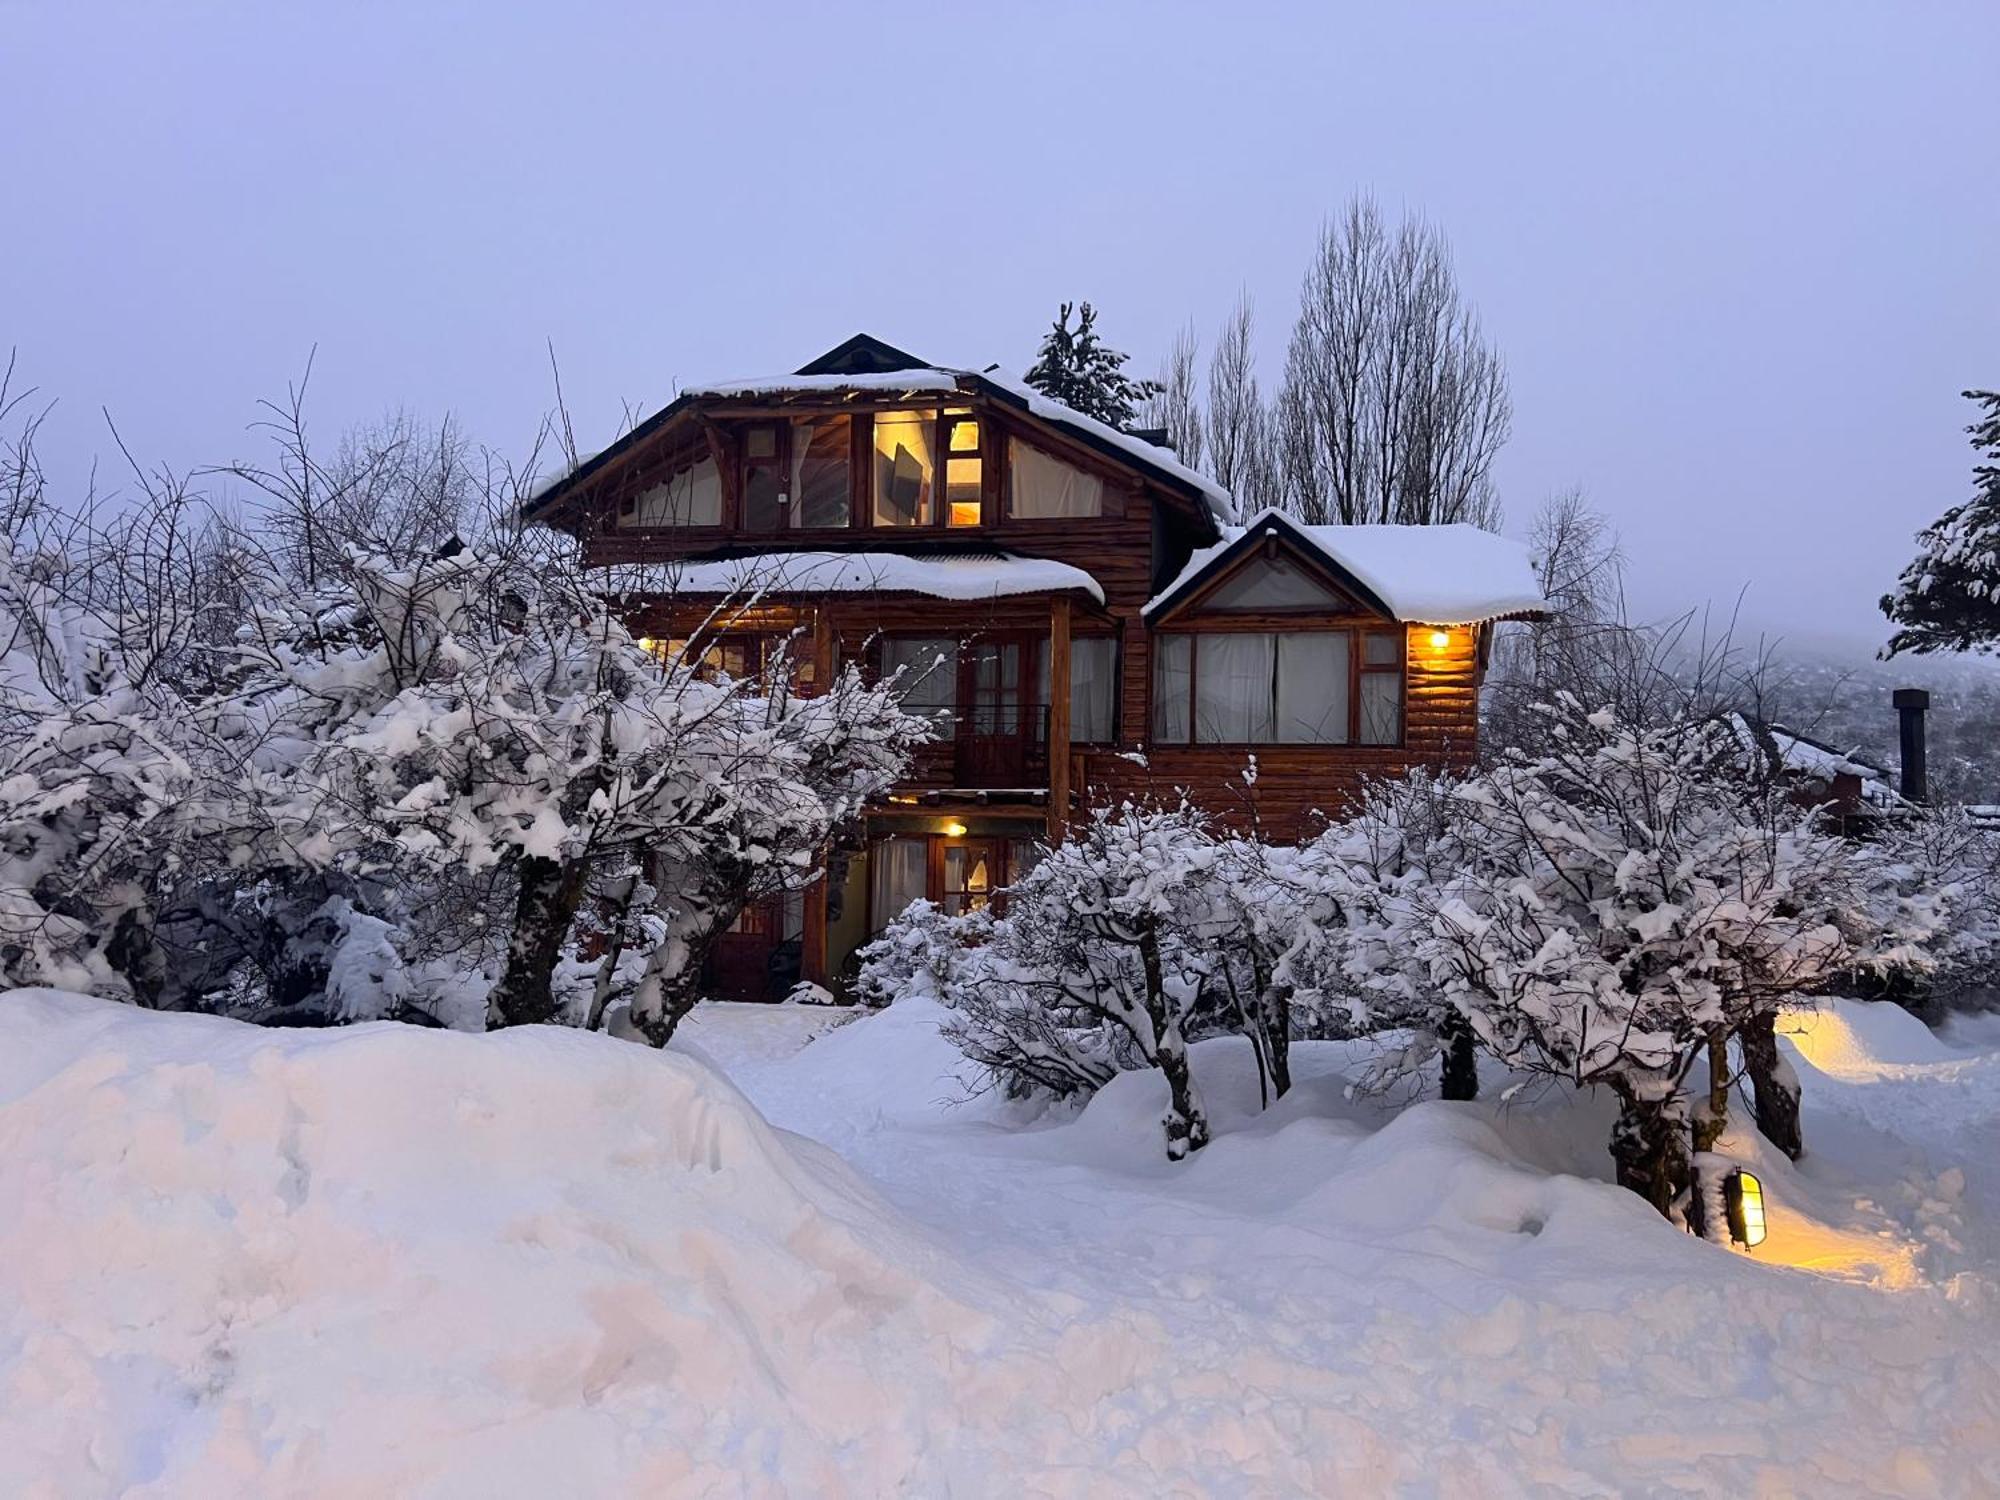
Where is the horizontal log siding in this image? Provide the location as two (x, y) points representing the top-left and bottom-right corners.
(1080, 623), (1481, 841)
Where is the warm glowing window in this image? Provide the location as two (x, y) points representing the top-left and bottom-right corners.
(944, 413), (983, 526)
(872, 411), (935, 527)
(942, 842), (995, 917)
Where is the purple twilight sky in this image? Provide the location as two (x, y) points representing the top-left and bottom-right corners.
(5, 2), (1995, 652)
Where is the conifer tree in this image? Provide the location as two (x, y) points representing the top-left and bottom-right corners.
(1023, 301), (1161, 431)
(1884, 390), (2000, 655)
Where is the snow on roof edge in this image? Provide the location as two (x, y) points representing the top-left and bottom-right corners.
(588, 550), (1105, 606)
(1145, 508), (1552, 625)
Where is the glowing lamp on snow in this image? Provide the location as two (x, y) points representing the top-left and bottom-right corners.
(1724, 1169), (1767, 1248)
(942, 821), (968, 838)
(1428, 628), (1452, 650)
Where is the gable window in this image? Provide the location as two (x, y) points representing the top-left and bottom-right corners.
(624, 455), (723, 527)
(1201, 553), (1345, 610)
(944, 411), (984, 527)
(790, 415), (852, 528)
(1151, 627), (1404, 746)
(872, 410), (935, 527)
(1008, 438), (1104, 519)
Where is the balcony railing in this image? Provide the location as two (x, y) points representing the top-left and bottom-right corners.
(954, 702), (1051, 788)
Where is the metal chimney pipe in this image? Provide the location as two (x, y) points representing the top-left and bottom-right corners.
(1893, 688), (1930, 804)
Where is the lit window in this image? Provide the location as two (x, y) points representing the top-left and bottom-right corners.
(872, 411), (935, 527)
(945, 415), (982, 526)
(1151, 628), (1403, 746)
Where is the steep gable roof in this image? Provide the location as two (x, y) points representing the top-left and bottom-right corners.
(519, 335), (1239, 528)
(1146, 508), (1551, 625)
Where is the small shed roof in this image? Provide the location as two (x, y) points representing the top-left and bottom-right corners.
(1145, 508), (1551, 625)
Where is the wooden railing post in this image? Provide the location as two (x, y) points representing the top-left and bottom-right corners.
(1048, 597), (1072, 843)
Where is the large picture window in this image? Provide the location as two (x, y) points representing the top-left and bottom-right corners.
(872, 411), (936, 527)
(1035, 635), (1118, 744)
(1151, 627), (1404, 746)
(790, 415), (852, 528)
(879, 636), (958, 731)
(869, 837), (929, 933)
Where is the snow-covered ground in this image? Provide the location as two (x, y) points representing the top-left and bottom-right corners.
(4, 990), (1999, 1497)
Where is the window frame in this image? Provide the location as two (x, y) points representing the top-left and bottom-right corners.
(1150, 621), (1407, 749)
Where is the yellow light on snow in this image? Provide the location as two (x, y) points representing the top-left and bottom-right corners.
(1428, 628), (1452, 650)
(1726, 1169), (1768, 1248)
(942, 821), (968, 838)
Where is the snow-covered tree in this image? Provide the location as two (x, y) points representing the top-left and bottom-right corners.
(1883, 390), (2000, 655)
(1372, 701), (1908, 1230)
(1023, 301), (1162, 431)
(945, 802), (1229, 1159)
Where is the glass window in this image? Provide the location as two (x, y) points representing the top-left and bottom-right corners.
(1195, 633), (1277, 742)
(1152, 634), (1191, 743)
(942, 842), (995, 917)
(872, 411), (935, 526)
(1039, 636), (1118, 744)
(791, 416), (852, 529)
(870, 837), (930, 933)
(742, 424), (784, 530)
(1360, 671), (1403, 745)
(1363, 630), (1401, 666)
(631, 456), (722, 527)
(945, 415), (983, 527)
(1275, 632), (1350, 743)
(880, 637), (958, 732)
(1008, 438), (1104, 519)
(1203, 554), (1343, 610)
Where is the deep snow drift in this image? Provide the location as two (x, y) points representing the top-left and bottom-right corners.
(4, 990), (2000, 1497)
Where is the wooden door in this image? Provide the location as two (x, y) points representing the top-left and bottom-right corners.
(955, 638), (1033, 787)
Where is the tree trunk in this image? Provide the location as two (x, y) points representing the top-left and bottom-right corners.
(1140, 923), (1209, 1160)
(1686, 1027), (1735, 1242)
(1258, 960), (1292, 1100)
(1438, 1010), (1479, 1101)
(583, 871), (640, 1032)
(1739, 1009), (1803, 1161)
(624, 881), (743, 1048)
(487, 854), (590, 1029)
(1692, 1026), (1730, 1154)
(1607, 1074), (1691, 1221)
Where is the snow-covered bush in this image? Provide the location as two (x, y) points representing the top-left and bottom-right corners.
(1869, 803), (2000, 1012)
(852, 899), (980, 1010)
(943, 802), (1234, 1159)
(1366, 699), (1909, 1229)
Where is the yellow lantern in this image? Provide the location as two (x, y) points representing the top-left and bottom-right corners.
(942, 821), (968, 839)
(1725, 1169), (1767, 1248)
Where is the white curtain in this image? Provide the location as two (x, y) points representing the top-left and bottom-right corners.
(632, 457), (722, 527)
(1071, 637), (1115, 742)
(1009, 439), (1104, 519)
(1195, 633), (1276, 743)
(870, 838), (929, 932)
(1360, 671), (1403, 745)
(1152, 634), (1191, 743)
(1037, 636), (1117, 743)
(1276, 632), (1351, 743)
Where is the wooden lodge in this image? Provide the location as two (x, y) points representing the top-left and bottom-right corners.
(524, 334), (1549, 1000)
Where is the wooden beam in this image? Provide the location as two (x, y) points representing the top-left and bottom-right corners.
(1047, 596), (1072, 843)
(802, 860), (829, 989)
(810, 606), (835, 695)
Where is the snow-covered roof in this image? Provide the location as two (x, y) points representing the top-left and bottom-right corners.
(590, 550), (1105, 605)
(522, 339), (1239, 528)
(1722, 713), (1903, 807)
(681, 370), (967, 400)
(1145, 508), (1551, 625)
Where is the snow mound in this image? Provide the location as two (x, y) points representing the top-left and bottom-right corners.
(1783, 997), (1957, 1076)
(0, 990), (1028, 1497)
